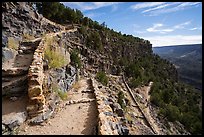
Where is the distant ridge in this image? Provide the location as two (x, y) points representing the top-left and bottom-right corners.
(153, 44), (202, 91)
(154, 43), (202, 48)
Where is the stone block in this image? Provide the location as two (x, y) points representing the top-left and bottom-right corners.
(28, 85), (42, 98)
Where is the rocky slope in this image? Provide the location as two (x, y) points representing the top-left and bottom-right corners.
(2, 2), (200, 135)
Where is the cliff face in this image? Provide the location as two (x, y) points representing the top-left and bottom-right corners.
(2, 2), (63, 43)
(2, 2), (65, 67)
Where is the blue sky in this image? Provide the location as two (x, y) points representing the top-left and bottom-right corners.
(62, 2), (202, 47)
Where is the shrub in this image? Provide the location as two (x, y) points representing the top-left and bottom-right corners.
(78, 26), (87, 35)
(7, 37), (19, 50)
(52, 84), (68, 100)
(129, 77), (141, 88)
(150, 92), (164, 107)
(44, 47), (66, 69)
(44, 36), (67, 69)
(166, 104), (180, 122)
(117, 91), (126, 109)
(96, 71), (108, 86)
(86, 31), (103, 51)
(57, 89), (68, 100)
(70, 49), (82, 68)
(44, 36), (55, 47)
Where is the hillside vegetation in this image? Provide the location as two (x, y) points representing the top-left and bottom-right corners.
(153, 44), (202, 91)
(34, 2), (202, 135)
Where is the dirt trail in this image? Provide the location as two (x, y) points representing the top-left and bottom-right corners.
(140, 82), (163, 135)
(121, 75), (161, 134)
(18, 78), (98, 135)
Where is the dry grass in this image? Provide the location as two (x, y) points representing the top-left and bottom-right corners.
(44, 35), (68, 69)
(125, 113), (133, 123)
(44, 35), (55, 47)
(44, 47), (67, 69)
(72, 80), (81, 90)
(52, 84), (68, 100)
(8, 37), (19, 50)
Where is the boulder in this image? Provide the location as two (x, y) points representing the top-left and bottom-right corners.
(2, 36), (8, 47)
(2, 47), (18, 63)
(2, 112), (27, 130)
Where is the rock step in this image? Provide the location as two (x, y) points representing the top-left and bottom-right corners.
(2, 85), (27, 97)
(29, 109), (54, 125)
(21, 37), (42, 46)
(65, 98), (95, 105)
(28, 109), (45, 118)
(2, 67), (29, 77)
(2, 75), (28, 96)
(2, 77), (13, 82)
(2, 77), (27, 90)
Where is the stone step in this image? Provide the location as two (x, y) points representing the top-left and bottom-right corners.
(2, 75), (28, 96)
(2, 67), (29, 77)
(29, 109), (54, 125)
(2, 78), (28, 97)
(28, 109), (45, 118)
(2, 77), (13, 82)
(65, 98), (95, 105)
(21, 38), (41, 46)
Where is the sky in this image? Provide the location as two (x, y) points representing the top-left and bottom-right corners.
(62, 2), (202, 47)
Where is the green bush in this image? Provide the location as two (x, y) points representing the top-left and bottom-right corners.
(44, 47), (66, 69)
(52, 84), (68, 100)
(86, 31), (103, 51)
(96, 71), (108, 86)
(70, 49), (82, 68)
(129, 77), (141, 88)
(117, 91), (126, 109)
(78, 26), (87, 35)
(166, 104), (180, 122)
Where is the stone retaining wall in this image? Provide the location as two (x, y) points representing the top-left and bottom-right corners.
(27, 38), (46, 118)
(90, 78), (117, 135)
(90, 78), (131, 135)
(26, 29), (77, 118)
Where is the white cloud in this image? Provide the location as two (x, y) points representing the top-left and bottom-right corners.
(142, 3), (179, 13)
(131, 2), (165, 10)
(148, 2), (201, 16)
(173, 21), (191, 29)
(62, 2), (122, 11)
(189, 27), (202, 31)
(177, 2), (201, 8)
(143, 35), (202, 47)
(146, 21), (191, 34)
(146, 23), (174, 34)
(132, 2), (201, 16)
(189, 27), (198, 30)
